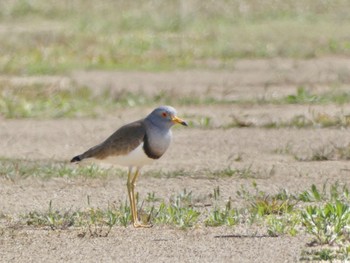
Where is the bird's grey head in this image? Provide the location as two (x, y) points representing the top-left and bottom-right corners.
(146, 105), (188, 130)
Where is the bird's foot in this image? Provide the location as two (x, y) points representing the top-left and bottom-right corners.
(133, 221), (153, 228)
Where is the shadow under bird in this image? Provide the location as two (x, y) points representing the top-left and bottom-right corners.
(71, 105), (188, 228)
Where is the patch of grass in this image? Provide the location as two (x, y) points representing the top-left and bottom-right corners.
(145, 192), (162, 203)
(144, 169), (191, 178)
(205, 200), (238, 227)
(298, 182), (350, 204)
(298, 184), (325, 202)
(300, 145), (334, 162)
(25, 200), (75, 230)
(0, 83), (120, 118)
(284, 87), (319, 104)
(236, 183), (299, 229)
(263, 112), (350, 129)
(266, 213), (300, 237)
(0, 81), (231, 119)
(211, 165), (257, 179)
(282, 87), (350, 105)
(276, 141), (350, 161)
(249, 196), (295, 217)
(0, 158), (122, 179)
(294, 143), (350, 162)
(152, 201), (200, 228)
(263, 115), (313, 129)
(24, 200), (131, 236)
(300, 248), (339, 261)
(146, 190), (201, 228)
(1, 159), (264, 180)
(2, 82), (350, 120)
(186, 115), (214, 129)
(301, 200), (350, 245)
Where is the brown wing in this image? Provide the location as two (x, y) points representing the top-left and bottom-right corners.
(79, 119), (146, 160)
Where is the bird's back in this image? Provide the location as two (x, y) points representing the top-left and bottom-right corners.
(71, 119), (146, 163)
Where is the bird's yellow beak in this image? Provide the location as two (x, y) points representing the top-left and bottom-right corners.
(172, 115), (188, 126)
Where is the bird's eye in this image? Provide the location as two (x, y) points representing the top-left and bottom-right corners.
(162, 112), (167, 117)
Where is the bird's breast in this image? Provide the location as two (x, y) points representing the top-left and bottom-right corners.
(143, 128), (172, 159)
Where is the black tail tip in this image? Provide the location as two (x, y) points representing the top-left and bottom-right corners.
(70, 155), (82, 163)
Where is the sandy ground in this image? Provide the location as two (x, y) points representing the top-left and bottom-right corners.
(1, 57), (350, 262)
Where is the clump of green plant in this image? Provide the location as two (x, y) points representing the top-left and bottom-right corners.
(237, 183), (296, 216)
(25, 201), (75, 230)
(298, 182), (350, 203)
(284, 87), (318, 104)
(151, 190), (200, 228)
(236, 183), (299, 232)
(205, 200), (238, 227)
(298, 184), (325, 202)
(186, 115), (213, 129)
(301, 200), (350, 245)
(266, 213), (300, 237)
(145, 192), (162, 203)
(249, 196), (295, 217)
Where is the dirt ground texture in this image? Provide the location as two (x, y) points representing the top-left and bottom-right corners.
(1, 57), (350, 262)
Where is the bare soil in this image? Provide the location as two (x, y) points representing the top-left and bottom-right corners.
(1, 57), (350, 262)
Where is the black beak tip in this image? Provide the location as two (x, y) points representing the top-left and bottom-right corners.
(181, 121), (188, 126)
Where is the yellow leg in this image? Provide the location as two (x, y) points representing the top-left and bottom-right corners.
(129, 168), (152, 228)
(126, 168), (137, 224)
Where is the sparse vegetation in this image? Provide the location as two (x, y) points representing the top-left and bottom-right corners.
(0, 158), (122, 179)
(282, 87), (350, 105)
(283, 143), (350, 162)
(211, 165), (257, 179)
(3, 176), (350, 260)
(1, 1), (350, 74)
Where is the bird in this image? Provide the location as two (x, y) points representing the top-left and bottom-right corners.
(70, 105), (188, 228)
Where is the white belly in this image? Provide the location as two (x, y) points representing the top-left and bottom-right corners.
(103, 143), (155, 167)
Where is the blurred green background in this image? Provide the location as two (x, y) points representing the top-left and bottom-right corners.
(0, 0), (349, 75)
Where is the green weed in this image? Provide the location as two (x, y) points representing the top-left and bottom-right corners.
(301, 201), (350, 245)
(145, 192), (162, 203)
(266, 213), (300, 237)
(25, 200), (75, 230)
(150, 190), (200, 228)
(298, 184), (325, 202)
(250, 196), (295, 217)
(205, 200), (238, 227)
